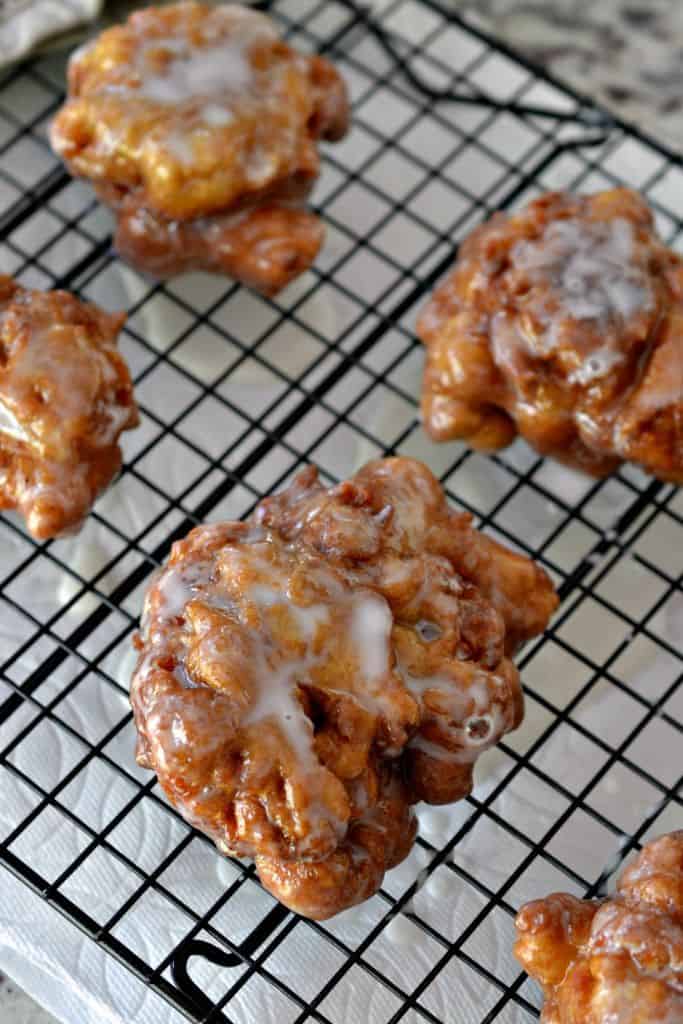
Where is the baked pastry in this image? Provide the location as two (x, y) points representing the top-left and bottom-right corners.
(0, 276), (137, 540)
(418, 188), (683, 481)
(130, 457), (557, 918)
(50, 2), (349, 295)
(515, 830), (683, 1023)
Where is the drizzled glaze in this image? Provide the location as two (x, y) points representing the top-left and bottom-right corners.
(201, 103), (235, 126)
(350, 592), (392, 683)
(513, 216), (652, 332)
(50, 3), (350, 220)
(568, 345), (625, 385)
(96, 9), (275, 177)
(402, 663), (513, 766)
(418, 188), (683, 482)
(131, 18), (270, 104)
(49, 3), (349, 294)
(135, 534), (416, 814)
(0, 316), (129, 457)
(81, 4), (275, 104)
(0, 276), (137, 540)
(131, 457), (557, 919)
(508, 214), (654, 384)
(49, 0), (351, 298)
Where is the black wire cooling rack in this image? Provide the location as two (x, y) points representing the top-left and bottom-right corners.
(0, 1), (681, 1022)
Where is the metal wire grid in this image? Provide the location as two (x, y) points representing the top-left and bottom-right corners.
(0, 0), (680, 1021)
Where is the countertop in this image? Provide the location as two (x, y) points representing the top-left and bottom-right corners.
(454, 0), (683, 151)
(3, 1), (681, 1022)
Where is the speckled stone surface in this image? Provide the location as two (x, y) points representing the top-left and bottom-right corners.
(453, 0), (683, 151)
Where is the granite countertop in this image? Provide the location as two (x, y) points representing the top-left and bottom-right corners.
(3, 1), (681, 1022)
(454, 0), (683, 151)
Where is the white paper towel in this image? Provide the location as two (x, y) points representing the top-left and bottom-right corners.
(1, 338), (679, 1023)
(1, 595), (674, 1024)
(0, 111), (679, 1015)
(0, 869), (187, 1024)
(0, 0), (103, 67)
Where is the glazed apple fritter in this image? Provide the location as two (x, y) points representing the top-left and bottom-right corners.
(131, 457), (557, 918)
(515, 830), (683, 1023)
(50, 2), (349, 294)
(0, 276), (137, 540)
(418, 188), (683, 481)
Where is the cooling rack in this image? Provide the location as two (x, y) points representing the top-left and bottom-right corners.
(0, 1), (681, 1022)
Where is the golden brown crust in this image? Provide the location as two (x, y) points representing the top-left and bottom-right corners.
(256, 761), (417, 920)
(515, 831), (683, 1023)
(0, 275), (137, 539)
(418, 188), (683, 481)
(112, 201), (324, 295)
(50, 2), (349, 292)
(131, 457), (557, 918)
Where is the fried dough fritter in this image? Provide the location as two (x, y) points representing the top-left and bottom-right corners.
(418, 188), (683, 481)
(0, 276), (137, 539)
(131, 457), (557, 918)
(50, 3), (349, 294)
(515, 831), (683, 1023)
(111, 200), (324, 295)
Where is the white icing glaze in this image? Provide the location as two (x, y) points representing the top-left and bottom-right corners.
(590, 903), (683, 986)
(100, 395), (137, 445)
(145, 529), (267, 631)
(0, 401), (28, 443)
(138, 43), (252, 103)
(249, 583), (329, 639)
(350, 592), (392, 684)
(4, 324), (92, 432)
(568, 345), (625, 385)
(162, 132), (194, 164)
(403, 665), (508, 764)
(242, 655), (315, 764)
(201, 103), (234, 126)
(490, 311), (529, 384)
(507, 215), (654, 381)
(131, 460), (529, 867)
(513, 218), (651, 326)
(143, 538), (402, 799)
(620, 849), (681, 889)
(0, 314), (130, 455)
(402, 669), (468, 708)
(131, 8), (277, 105)
(157, 558), (213, 618)
(245, 145), (278, 187)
